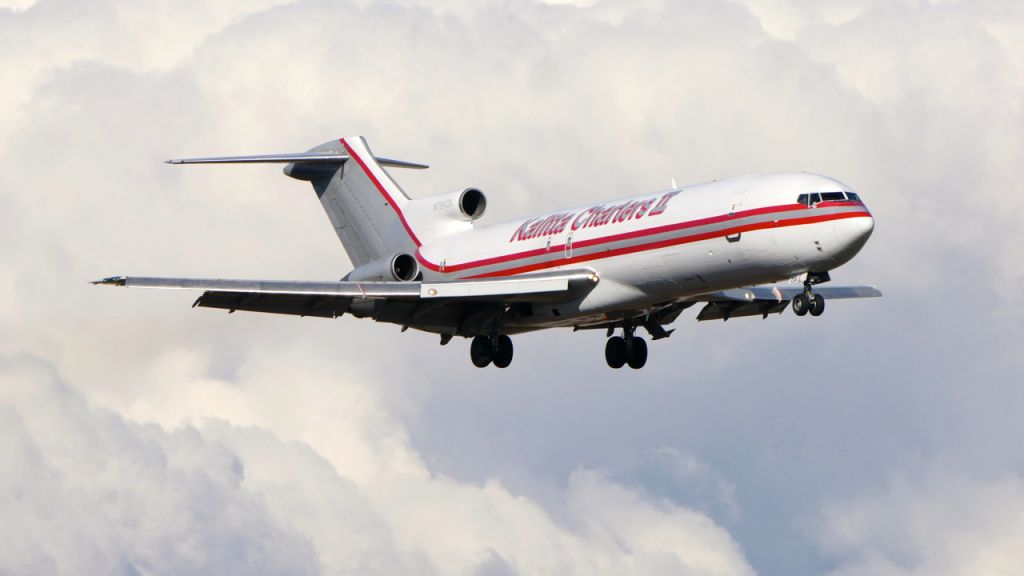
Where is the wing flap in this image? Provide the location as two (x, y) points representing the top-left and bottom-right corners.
(421, 276), (576, 299)
(192, 292), (352, 318)
(696, 300), (789, 321)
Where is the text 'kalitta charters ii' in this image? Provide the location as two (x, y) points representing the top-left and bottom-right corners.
(509, 191), (681, 243)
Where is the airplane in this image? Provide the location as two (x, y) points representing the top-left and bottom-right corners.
(95, 136), (880, 369)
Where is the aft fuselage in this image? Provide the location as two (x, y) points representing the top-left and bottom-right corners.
(414, 172), (873, 329)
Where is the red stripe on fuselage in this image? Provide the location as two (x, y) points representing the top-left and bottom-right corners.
(464, 210), (871, 278)
(419, 204), (869, 276)
(334, 147), (869, 280)
(341, 139), (423, 247)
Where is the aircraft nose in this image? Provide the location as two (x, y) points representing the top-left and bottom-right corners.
(837, 214), (874, 255)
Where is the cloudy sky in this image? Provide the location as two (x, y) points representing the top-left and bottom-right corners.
(1, 0), (1022, 574)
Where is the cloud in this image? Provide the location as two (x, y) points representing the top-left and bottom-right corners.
(0, 358), (320, 576)
(0, 356), (754, 575)
(816, 468), (1024, 576)
(1, 0), (1022, 574)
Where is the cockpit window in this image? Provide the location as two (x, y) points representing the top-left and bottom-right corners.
(798, 191), (863, 206)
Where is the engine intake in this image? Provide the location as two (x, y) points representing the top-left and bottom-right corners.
(459, 188), (487, 220)
(345, 253), (420, 282)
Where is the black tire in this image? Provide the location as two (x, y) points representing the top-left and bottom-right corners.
(470, 335), (493, 368)
(809, 294), (825, 316)
(627, 337), (648, 369)
(605, 336), (627, 369)
(492, 335), (514, 368)
(792, 293), (810, 316)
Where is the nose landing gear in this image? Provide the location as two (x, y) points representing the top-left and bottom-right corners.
(792, 276), (826, 317)
(605, 324), (648, 369)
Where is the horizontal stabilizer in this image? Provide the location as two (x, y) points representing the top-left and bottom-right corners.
(166, 152), (428, 169)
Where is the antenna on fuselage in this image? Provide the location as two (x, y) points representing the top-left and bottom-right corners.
(671, 177), (678, 189)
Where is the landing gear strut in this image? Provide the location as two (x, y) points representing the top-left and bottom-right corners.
(792, 277), (826, 317)
(605, 324), (648, 369)
(470, 334), (514, 368)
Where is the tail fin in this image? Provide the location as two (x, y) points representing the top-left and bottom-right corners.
(314, 136), (422, 266)
(168, 137), (426, 267)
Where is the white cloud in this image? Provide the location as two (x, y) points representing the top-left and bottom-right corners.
(816, 469), (1024, 576)
(1, 0), (1022, 574)
(0, 356), (754, 575)
(0, 358), (320, 576)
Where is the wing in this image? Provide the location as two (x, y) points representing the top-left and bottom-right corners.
(93, 270), (600, 319)
(690, 284), (882, 321)
(572, 282), (881, 340)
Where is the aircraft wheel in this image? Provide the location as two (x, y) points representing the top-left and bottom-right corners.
(492, 335), (514, 368)
(627, 337), (648, 369)
(605, 336), (627, 369)
(792, 293), (810, 317)
(470, 335), (493, 368)
(809, 294), (825, 317)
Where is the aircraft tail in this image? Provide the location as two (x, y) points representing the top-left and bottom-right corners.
(167, 137), (427, 268)
(284, 136), (424, 267)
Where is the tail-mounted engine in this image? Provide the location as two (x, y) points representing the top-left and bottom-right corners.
(403, 187), (488, 239)
(345, 253), (420, 282)
(424, 188), (487, 222)
(455, 188), (487, 220)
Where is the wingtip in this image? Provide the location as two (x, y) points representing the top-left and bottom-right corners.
(92, 276), (127, 286)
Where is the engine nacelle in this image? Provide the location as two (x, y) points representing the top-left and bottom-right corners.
(345, 253), (420, 282)
(428, 188), (487, 222)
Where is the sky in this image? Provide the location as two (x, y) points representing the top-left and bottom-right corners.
(1, 0), (1022, 574)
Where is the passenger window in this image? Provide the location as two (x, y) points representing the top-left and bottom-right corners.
(810, 193), (822, 205)
(796, 194), (809, 206)
(821, 192), (846, 202)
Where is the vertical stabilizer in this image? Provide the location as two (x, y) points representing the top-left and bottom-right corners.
(289, 137), (421, 267)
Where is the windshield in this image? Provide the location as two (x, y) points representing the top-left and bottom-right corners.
(797, 191), (862, 206)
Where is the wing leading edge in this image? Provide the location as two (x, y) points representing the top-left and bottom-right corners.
(93, 270), (600, 318)
(692, 284), (882, 321)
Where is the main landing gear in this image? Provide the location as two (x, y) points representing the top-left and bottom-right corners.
(792, 278), (826, 317)
(470, 334), (514, 368)
(605, 325), (648, 369)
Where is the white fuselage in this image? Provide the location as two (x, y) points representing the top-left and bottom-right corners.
(410, 172), (874, 329)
